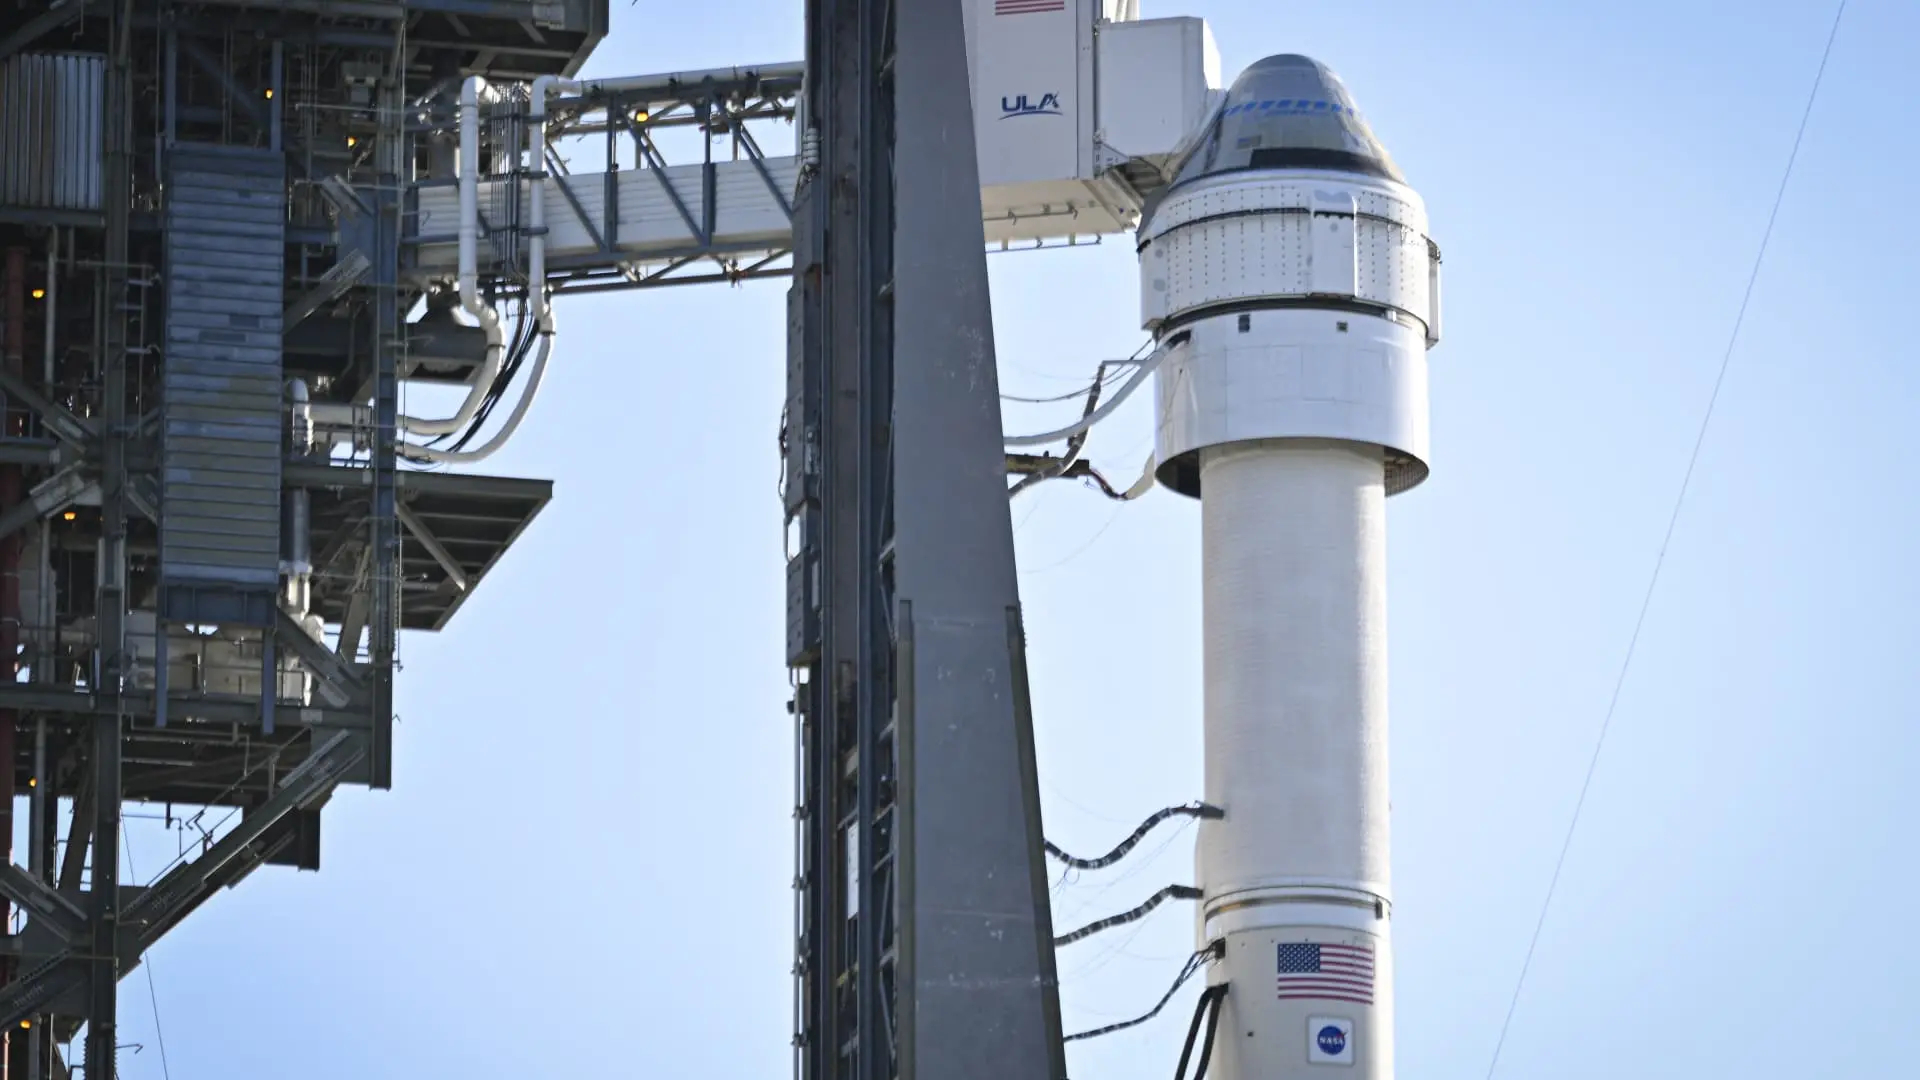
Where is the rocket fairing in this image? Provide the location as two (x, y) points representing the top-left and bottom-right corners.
(1138, 54), (1442, 1079)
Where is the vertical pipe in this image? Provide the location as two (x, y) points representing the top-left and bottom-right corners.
(163, 32), (176, 151)
(268, 40), (283, 153)
(41, 232), (55, 386)
(2, 243), (27, 1080)
(25, 232), (50, 1080)
(24, 717), (42, 1080)
(87, 2), (135, 1069)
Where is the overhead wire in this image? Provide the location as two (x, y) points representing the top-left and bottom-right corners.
(1005, 340), (1160, 498)
(1056, 808), (1196, 923)
(1002, 341), (1168, 449)
(121, 825), (174, 1080)
(1053, 884), (1201, 947)
(1046, 802), (1222, 870)
(1063, 944), (1218, 1043)
(1482, 5), (1848, 1075)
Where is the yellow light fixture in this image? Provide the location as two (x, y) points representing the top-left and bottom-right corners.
(634, 108), (650, 123)
(30, 288), (44, 300)
(347, 136), (358, 147)
(61, 511), (75, 521)
(264, 88), (274, 99)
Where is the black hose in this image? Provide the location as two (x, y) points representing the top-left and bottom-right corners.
(1062, 946), (1212, 1043)
(1171, 984), (1211, 1079)
(1191, 984), (1225, 1079)
(1053, 884), (1201, 947)
(1173, 983), (1227, 1080)
(1045, 802), (1223, 870)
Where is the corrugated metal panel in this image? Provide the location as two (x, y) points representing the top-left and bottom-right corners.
(0, 53), (104, 212)
(160, 145), (285, 621)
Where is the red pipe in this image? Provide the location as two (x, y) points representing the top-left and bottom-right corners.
(1, 245), (25, 1076)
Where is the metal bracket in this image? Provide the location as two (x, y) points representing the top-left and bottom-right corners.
(0, 865), (86, 946)
(273, 607), (367, 708)
(125, 730), (365, 952)
(284, 249), (371, 329)
(0, 465), (93, 546)
(397, 503), (468, 593)
(128, 474), (160, 524)
(0, 370), (92, 450)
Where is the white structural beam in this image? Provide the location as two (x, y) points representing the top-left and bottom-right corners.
(410, 7), (1220, 281)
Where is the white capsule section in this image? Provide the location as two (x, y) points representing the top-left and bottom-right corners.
(1153, 307), (1430, 497)
(1200, 440), (1390, 908)
(1139, 174), (1435, 336)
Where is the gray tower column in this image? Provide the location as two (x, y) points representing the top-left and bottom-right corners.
(786, 1), (1065, 1077)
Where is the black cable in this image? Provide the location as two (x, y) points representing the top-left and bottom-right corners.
(1171, 983), (1210, 1078)
(445, 306), (535, 452)
(1172, 983), (1226, 1080)
(435, 294), (532, 452)
(1063, 945), (1215, 1043)
(1483, 4), (1848, 1075)
(1190, 985), (1225, 1080)
(1046, 802), (1223, 870)
(1054, 884), (1201, 947)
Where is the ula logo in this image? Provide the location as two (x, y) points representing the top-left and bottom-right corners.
(1000, 92), (1062, 119)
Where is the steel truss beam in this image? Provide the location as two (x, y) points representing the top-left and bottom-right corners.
(0, 732), (366, 1031)
(407, 70), (799, 294)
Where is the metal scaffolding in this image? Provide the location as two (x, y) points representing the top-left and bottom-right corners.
(0, 1), (592, 1073)
(0, 0), (1071, 1074)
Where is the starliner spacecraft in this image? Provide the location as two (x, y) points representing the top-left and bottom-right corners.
(403, 5), (1443, 1074)
(1138, 53), (1442, 1078)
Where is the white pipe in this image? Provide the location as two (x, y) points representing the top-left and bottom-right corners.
(456, 75), (494, 332)
(402, 74), (507, 438)
(530, 74), (581, 333)
(400, 331), (553, 465)
(285, 377), (313, 453)
(405, 66), (802, 466)
(1002, 344), (1169, 448)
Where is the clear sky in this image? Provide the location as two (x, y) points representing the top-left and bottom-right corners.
(105, 1), (1920, 1077)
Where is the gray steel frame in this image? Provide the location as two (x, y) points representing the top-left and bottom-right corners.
(786, 2), (1065, 1078)
(402, 70), (802, 294)
(0, 1), (598, 1074)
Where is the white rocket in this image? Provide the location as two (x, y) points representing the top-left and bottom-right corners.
(1138, 54), (1442, 1078)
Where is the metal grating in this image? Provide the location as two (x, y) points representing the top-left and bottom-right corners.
(0, 52), (105, 212)
(160, 145), (286, 626)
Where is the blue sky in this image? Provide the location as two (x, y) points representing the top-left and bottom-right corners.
(103, 1), (1920, 1077)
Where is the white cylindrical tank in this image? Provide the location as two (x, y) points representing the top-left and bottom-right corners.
(1139, 53), (1442, 1080)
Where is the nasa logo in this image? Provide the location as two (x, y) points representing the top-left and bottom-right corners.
(1000, 92), (1062, 119)
(1307, 1016), (1354, 1065)
(1316, 1025), (1347, 1056)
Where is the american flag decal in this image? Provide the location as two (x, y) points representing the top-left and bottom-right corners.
(1276, 941), (1375, 1005)
(995, 0), (1067, 14)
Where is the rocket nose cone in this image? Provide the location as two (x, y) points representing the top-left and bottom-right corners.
(1164, 53), (1405, 192)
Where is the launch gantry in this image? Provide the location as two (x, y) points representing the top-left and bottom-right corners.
(0, 0), (1443, 1078)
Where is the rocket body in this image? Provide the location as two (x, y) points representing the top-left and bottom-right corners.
(1139, 54), (1442, 1079)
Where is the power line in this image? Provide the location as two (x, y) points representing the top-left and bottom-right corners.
(1483, 4), (1849, 1075)
(122, 827), (174, 1080)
